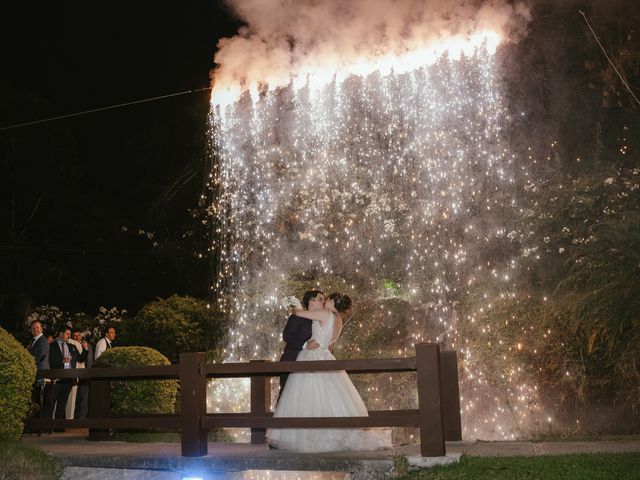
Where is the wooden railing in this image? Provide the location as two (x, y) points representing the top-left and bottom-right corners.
(24, 343), (461, 458)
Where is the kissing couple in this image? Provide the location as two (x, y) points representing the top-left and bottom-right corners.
(266, 290), (391, 453)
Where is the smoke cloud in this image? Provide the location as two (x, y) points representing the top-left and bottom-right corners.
(212, 0), (531, 102)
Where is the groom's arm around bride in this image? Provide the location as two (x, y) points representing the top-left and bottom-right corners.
(278, 290), (325, 396)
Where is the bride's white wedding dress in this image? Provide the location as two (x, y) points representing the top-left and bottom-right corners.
(267, 312), (392, 453)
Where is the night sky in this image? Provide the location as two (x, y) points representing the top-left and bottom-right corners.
(1, 1), (240, 332)
(1, 0), (638, 337)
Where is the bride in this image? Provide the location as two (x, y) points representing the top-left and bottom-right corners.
(267, 292), (391, 453)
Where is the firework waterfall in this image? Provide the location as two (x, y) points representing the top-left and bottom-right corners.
(208, 0), (532, 439)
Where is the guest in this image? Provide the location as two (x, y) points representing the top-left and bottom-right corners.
(48, 325), (87, 422)
(73, 333), (93, 419)
(28, 320), (50, 370)
(65, 330), (84, 420)
(27, 320), (50, 417)
(94, 325), (116, 360)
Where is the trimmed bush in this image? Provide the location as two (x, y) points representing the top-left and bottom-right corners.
(121, 295), (229, 363)
(0, 327), (36, 440)
(93, 347), (177, 415)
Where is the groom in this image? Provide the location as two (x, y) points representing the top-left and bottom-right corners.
(278, 290), (325, 396)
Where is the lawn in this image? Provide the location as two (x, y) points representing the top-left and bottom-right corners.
(398, 453), (640, 480)
(0, 440), (61, 480)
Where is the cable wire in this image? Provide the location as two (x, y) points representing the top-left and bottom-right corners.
(579, 9), (640, 107)
(0, 86), (212, 131)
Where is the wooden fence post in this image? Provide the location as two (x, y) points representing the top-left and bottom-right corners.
(440, 350), (462, 441)
(250, 360), (271, 444)
(88, 380), (111, 441)
(415, 343), (446, 457)
(180, 352), (208, 457)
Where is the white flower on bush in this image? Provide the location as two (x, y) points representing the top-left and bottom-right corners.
(281, 296), (302, 310)
(24, 305), (67, 331)
(95, 306), (126, 327)
(26, 311), (39, 325)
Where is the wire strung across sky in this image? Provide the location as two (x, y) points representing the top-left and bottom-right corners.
(579, 9), (640, 107)
(0, 87), (212, 131)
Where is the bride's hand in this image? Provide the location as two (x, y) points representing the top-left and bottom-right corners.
(306, 340), (320, 350)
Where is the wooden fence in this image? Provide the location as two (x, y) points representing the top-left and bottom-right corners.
(25, 343), (461, 457)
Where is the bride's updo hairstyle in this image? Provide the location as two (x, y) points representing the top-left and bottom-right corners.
(328, 292), (352, 313)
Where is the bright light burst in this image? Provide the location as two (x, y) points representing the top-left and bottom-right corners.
(211, 30), (501, 110)
(207, 40), (540, 440)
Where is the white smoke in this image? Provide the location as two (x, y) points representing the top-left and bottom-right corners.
(211, 0), (531, 104)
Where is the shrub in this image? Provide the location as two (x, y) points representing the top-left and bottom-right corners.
(0, 327), (36, 440)
(93, 347), (177, 415)
(121, 295), (229, 363)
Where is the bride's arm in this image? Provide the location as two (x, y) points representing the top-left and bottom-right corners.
(329, 315), (343, 346)
(292, 308), (331, 323)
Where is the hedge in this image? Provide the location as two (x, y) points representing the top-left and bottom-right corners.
(0, 327), (36, 440)
(122, 295), (229, 363)
(93, 347), (177, 415)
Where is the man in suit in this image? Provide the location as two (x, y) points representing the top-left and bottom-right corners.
(48, 325), (88, 422)
(278, 290), (325, 396)
(28, 320), (50, 370)
(27, 320), (50, 419)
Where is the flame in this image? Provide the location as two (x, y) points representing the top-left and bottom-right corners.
(211, 29), (501, 109)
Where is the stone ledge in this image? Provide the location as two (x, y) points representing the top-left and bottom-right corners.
(406, 452), (461, 468)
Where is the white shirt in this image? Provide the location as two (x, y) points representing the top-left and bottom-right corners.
(68, 338), (84, 368)
(57, 340), (71, 369)
(94, 337), (111, 360)
(30, 333), (43, 348)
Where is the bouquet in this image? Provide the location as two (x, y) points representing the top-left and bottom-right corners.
(281, 296), (302, 310)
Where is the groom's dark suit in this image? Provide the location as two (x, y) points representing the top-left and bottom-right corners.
(279, 314), (312, 395)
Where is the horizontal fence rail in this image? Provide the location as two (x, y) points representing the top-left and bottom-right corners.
(202, 411), (421, 429)
(35, 365), (180, 380)
(24, 343), (461, 458)
(203, 357), (417, 377)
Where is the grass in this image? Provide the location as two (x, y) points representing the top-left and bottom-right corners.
(396, 453), (640, 480)
(0, 440), (61, 480)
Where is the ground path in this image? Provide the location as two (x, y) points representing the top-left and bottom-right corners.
(22, 430), (640, 480)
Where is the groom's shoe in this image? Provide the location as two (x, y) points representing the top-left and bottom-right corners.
(268, 443), (279, 450)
